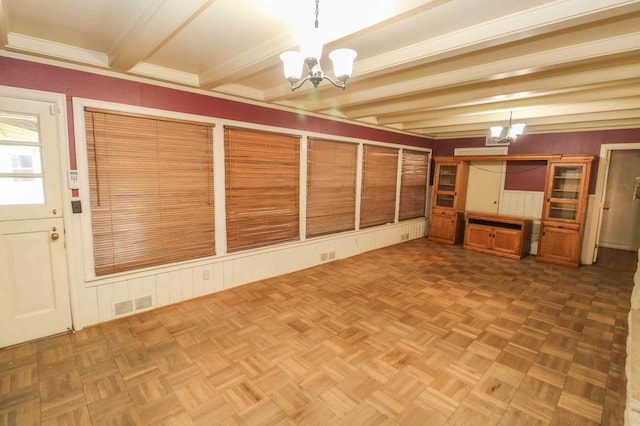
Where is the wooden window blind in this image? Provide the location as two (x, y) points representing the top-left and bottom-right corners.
(306, 138), (357, 237)
(85, 108), (214, 275)
(360, 144), (399, 228)
(399, 150), (429, 220)
(224, 127), (300, 252)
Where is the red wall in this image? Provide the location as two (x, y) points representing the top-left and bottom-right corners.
(3, 56), (639, 195)
(0, 56), (434, 170)
(435, 130), (640, 193)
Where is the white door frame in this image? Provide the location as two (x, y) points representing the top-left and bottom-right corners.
(0, 84), (77, 331)
(584, 142), (640, 264)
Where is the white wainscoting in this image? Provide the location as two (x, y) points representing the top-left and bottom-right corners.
(74, 220), (426, 328)
(498, 190), (544, 254)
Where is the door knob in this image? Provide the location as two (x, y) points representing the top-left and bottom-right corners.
(51, 232), (59, 240)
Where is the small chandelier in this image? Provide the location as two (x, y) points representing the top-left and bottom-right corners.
(487, 111), (526, 144)
(279, 0), (357, 91)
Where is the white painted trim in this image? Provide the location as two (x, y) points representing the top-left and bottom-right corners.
(355, 143), (364, 231)
(129, 62), (200, 87)
(7, 33), (108, 68)
(299, 136), (308, 242)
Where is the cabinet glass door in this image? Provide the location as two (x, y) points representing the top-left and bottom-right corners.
(548, 164), (583, 220)
(434, 164), (457, 208)
(437, 165), (458, 191)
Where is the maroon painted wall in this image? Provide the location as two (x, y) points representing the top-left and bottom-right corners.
(435, 130), (640, 193)
(0, 56), (434, 170)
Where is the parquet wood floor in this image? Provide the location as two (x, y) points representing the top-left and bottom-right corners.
(0, 239), (634, 425)
(596, 247), (637, 272)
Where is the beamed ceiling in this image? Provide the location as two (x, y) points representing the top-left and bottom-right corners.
(1, 0), (639, 139)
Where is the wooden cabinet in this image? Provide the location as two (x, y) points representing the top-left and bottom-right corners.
(537, 158), (593, 267)
(537, 222), (581, 265)
(428, 159), (468, 244)
(429, 210), (465, 244)
(464, 213), (532, 259)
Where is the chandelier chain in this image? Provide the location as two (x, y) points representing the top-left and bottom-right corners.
(314, 0), (319, 29)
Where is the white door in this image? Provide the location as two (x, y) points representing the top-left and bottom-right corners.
(0, 95), (71, 347)
(465, 161), (504, 214)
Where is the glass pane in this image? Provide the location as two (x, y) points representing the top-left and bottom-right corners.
(436, 194), (454, 208)
(437, 165), (457, 191)
(551, 166), (581, 199)
(0, 112), (39, 143)
(0, 112), (44, 206)
(549, 202), (577, 220)
(0, 177), (44, 205)
(0, 145), (42, 174)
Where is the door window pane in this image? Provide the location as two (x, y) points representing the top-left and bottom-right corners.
(0, 112), (45, 206)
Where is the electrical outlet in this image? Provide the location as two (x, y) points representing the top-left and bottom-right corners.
(203, 270), (210, 280)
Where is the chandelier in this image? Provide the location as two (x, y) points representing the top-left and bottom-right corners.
(487, 111), (526, 144)
(279, 0), (357, 91)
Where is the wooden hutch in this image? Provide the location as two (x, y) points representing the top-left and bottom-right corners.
(428, 154), (594, 267)
(428, 159), (468, 244)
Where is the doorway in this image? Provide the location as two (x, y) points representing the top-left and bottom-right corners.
(0, 93), (72, 347)
(592, 145), (640, 271)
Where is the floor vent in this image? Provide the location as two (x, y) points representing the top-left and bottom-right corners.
(113, 295), (154, 317)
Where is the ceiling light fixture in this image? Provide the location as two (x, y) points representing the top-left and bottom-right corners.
(279, 0), (357, 91)
(487, 111), (526, 144)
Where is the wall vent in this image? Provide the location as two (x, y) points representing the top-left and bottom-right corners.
(114, 300), (133, 316)
(135, 295), (153, 310)
(320, 251), (336, 262)
(113, 295), (154, 317)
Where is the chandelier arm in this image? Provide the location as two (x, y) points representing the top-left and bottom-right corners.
(322, 75), (346, 90)
(289, 76), (312, 92)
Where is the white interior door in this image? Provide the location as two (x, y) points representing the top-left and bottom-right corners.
(598, 150), (640, 250)
(465, 161), (504, 214)
(0, 95), (71, 348)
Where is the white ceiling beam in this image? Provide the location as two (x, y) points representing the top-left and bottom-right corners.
(284, 32), (640, 113)
(265, 0), (640, 102)
(401, 99), (640, 130)
(198, 0), (442, 90)
(6, 33), (109, 67)
(0, 0), (10, 48)
(377, 81), (640, 125)
(355, 0), (640, 79)
(343, 63), (640, 120)
(418, 113), (640, 138)
(108, 0), (214, 71)
(199, 33), (292, 90)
